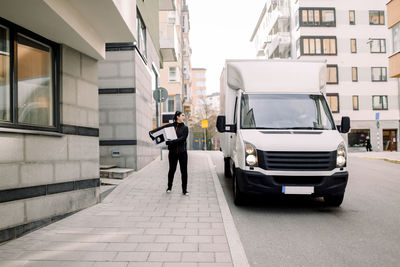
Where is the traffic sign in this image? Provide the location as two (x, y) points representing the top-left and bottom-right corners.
(153, 87), (168, 103)
(202, 120), (208, 128)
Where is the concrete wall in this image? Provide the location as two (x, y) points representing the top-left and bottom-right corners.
(98, 38), (159, 170)
(0, 45), (100, 237)
(98, 50), (137, 169)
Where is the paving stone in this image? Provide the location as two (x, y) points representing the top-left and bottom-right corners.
(0, 152), (243, 266)
(147, 252), (181, 262)
(167, 243), (198, 252)
(154, 235), (184, 243)
(181, 252), (214, 263)
(114, 252), (149, 262)
(136, 243), (168, 252)
(184, 236), (213, 243)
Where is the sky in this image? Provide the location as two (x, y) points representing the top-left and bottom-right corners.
(187, 0), (266, 94)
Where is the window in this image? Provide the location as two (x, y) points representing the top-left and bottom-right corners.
(371, 67), (387, 82)
(326, 93), (339, 113)
(167, 98), (174, 112)
(369, 11), (385, 25)
(370, 39), (386, 53)
(352, 67), (358, 82)
(137, 10), (147, 58)
(0, 18), (59, 131)
(372, 95), (388, 110)
(350, 39), (357, 53)
(168, 67), (178, 82)
(349, 10), (355, 25)
(393, 22), (400, 52)
(348, 129), (370, 147)
(300, 8), (336, 27)
(196, 81), (205, 87)
(326, 65), (338, 84)
(196, 72), (205, 78)
(300, 36), (336, 55)
(0, 25), (10, 122)
(352, 95), (359, 110)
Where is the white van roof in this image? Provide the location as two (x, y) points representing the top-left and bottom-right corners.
(226, 59), (327, 94)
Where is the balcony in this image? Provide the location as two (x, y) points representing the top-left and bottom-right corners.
(264, 3), (290, 36)
(159, 0), (176, 11)
(266, 32), (291, 58)
(159, 20), (178, 62)
(389, 51), (400, 78)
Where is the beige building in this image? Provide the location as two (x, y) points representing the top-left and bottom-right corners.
(387, 0), (400, 78)
(191, 68), (207, 115)
(159, 0), (192, 122)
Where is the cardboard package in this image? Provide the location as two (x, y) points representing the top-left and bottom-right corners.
(151, 125), (177, 147)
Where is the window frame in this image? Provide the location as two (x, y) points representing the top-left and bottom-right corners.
(352, 95), (359, 110)
(326, 64), (338, 84)
(326, 93), (339, 113)
(300, 36), (337, 56)
(372, 95), (388, 110)
(299, 8), (336, 27)
(0, 17), (61, 133)
(136, 9), (147, 62)
(369, 38), (386, 53)
(352, 67), (358, 82)
(371, 67), (387, 82)
(369, 10), (385, 25)
(168, 67), (178, 82)
(350, 38), (357, 53)
(349, 10), (356, 25)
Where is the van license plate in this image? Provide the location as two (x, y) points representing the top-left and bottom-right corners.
(282, 186), (314, 195)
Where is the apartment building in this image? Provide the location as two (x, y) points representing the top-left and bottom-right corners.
(159, 0), (192, 120)
(251, 0), (399, 152)
(387, 0), (400, 79)
(191, 68), (207, 115)
(98, 1), (165, 170)
(0, 0), (142, 242)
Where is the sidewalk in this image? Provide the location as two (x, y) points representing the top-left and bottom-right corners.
(349, 151), (400, 164)
(0, 151), (248, 267)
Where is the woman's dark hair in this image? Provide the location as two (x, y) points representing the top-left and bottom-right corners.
(173, 111), (182, 122)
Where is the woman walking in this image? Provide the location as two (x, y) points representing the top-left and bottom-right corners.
(149, 111), (189, 195)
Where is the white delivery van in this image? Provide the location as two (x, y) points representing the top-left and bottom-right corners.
(216, 60), (350, 207)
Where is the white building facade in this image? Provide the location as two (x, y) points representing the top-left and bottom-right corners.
(251, 0), (399, 152)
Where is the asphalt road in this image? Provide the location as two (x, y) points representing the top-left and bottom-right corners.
(208, 151), (400, 267)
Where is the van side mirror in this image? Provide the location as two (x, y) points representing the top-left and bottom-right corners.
(216, 115), (236, 133)
(216, 115), (226, 133)
(340, 116), (350, 133)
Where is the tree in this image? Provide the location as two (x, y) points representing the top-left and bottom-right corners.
(189, 100), (219, 150)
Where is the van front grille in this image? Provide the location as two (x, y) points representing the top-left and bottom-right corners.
(257, 151), (336, 171)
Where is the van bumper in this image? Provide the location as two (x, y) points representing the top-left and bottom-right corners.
(235, 168), (348, 196)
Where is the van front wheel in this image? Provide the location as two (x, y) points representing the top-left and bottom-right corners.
(324, 194), (344, 207)
(233, 170), (245, 206)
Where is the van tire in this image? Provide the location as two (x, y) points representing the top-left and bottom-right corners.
(224, 158), (231, 178)
(233, 169), (245, 206)
(324, 194), (344, 207)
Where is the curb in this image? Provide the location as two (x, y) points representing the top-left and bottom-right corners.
(359, 156), (400, 164)
(206, 154), (250, 267)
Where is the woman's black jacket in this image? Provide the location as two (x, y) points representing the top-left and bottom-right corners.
(149, 122), (189, 153)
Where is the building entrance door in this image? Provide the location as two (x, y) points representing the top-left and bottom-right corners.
(383, 129), (398, 151)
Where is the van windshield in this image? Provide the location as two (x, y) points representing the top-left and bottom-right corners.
(240, 94), (336, 130)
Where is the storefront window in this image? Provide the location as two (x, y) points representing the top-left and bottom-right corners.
(0, 24), (10, 121)
(0, 17), (59, 131)
(17, 34), (53, 126)
(348, 129), (370, 147)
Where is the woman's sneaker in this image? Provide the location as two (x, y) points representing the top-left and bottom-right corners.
(183, 191), (189, 196)
(166, 189), (171, 193)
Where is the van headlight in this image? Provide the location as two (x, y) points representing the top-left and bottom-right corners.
(336, 142), (347, 168)
(245, 143), (258, 166)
